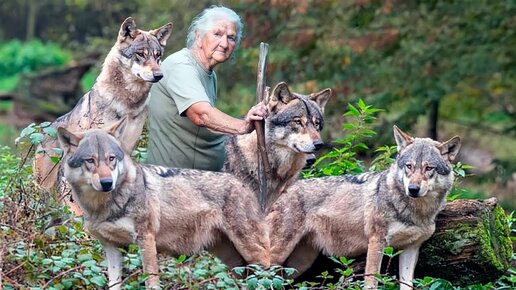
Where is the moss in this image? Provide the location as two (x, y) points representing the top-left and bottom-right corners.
(491, 205), (513, 268)
(417, 203), (513, 286)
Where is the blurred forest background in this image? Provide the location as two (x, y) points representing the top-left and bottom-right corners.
(0, 0), (514, 209)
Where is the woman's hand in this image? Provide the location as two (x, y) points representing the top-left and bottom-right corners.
(243, 102), (268, 133)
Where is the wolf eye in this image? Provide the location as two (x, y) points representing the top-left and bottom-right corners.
(425, 166), (435, 172)
(406, 164), (412, 170)
(293, 118), (303, 125)
(136, 52), (145, 58)
(85, 158), (95, 164)
(109, 156), (116, 162)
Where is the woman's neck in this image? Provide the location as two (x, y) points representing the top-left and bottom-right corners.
(189, 47), (214, 72)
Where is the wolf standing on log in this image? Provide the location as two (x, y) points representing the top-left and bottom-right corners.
(267, 126), (461, 289)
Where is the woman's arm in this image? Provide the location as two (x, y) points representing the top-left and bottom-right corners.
(185, 101), (266, 134)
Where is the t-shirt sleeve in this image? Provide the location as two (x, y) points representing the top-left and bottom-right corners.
(165, 62), (211, 116)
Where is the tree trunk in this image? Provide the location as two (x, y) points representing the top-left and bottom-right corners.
(298, 198), (513, 286)
(428, 98), (439, 140)
(25, 0), (38, 40)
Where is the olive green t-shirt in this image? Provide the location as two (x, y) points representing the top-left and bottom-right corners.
(146, 48), (226, 171)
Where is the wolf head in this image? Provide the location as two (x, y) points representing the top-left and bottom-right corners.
(57, 117), (128, 193)
(393, 125), (461, 198)
(265, 82), (331, 154)
(115, 17), (173, 83)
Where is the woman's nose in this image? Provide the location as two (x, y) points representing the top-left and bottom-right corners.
(219, 35), (228, 48)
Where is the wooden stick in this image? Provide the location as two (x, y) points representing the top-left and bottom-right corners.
(255, 42), (270, 211)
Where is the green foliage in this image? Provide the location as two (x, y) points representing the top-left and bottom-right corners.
(303, 99), (384, 178)
(0, 40), (71, 91)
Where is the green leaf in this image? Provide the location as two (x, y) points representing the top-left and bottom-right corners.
(246, 277), (258, 290)
(90, 275), (107, 287)
(429, 281), (442, 290)
(176, 254), (186, 263)
(283, 267), (297, 277)
(272, 277), (284, 289)
(42, 258), (53, 265)
(20, 126), (36, 138)
(383, 247), (394, 256)
(232, 266), (245, 276)
(40, 121), (52, 128)
(50, 156), (61, 164)
(29, 132), (45, 145)
(43, 127), (57, 139)
(345, 104), (360, 116)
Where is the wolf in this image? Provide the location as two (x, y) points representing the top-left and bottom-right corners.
(33, 17), (173, 197)
(267, 126), (461, 289)
(223, 82), (331, 210)
(56, 117), (270, 290)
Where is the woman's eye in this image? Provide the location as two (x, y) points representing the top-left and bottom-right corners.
(294, 119), (302, 125)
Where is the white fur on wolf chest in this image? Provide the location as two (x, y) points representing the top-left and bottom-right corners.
(386, 220), (435, 248)
(85, 216), (137, 246)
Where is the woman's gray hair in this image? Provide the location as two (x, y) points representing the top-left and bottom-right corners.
(186, 5), (244, 54)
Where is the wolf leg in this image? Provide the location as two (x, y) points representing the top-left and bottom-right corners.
(139, 231), (160, 288)
(104, 244), (123, 290)
(364, 235), (386, 288)
(399, 245), (420, 290)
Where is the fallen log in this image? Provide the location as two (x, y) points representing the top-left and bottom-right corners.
(296, 198), (513, 286)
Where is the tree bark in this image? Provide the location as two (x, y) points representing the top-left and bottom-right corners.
(298, 198), (513, 286)
(428, 98), (439, 140)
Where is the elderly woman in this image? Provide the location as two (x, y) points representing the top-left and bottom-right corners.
(147, 6), (265, 171)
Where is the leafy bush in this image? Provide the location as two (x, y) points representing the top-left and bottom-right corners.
(0, 40), (71, 91)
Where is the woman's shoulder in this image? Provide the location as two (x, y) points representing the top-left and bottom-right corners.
(164, 48), (195, 65)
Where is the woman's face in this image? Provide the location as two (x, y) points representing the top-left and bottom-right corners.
(197, 19), (237, 68)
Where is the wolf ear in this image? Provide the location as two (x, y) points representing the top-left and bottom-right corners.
(439, 136), (461, 162)
(393, 125), (413, 152)
(57, 127), (83, 153)
(268, 82), (294, 110)
(310, 88), (331, 113)
(105, 116), (128, 139)
(119, 17), (139, 40)
(150, 22), (173, 47)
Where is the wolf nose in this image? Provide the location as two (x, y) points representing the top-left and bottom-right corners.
(313, 140), (324, 151)
(408, 184), (420, 197)
(100, 178), (113, 192)
(153, 72), (163, 81)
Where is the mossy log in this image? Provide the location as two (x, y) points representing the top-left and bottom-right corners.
(415, 198), (513, 285)
(298, 198), (513, 286)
